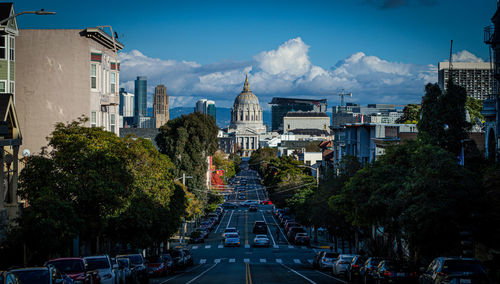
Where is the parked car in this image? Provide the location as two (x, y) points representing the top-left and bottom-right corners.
(346, 255), (367, 283)
(189, 230), (206, 243)
(360, 257), (384, 284)
(223, 227), (239, 238)
(116, 257), (134, 284)
(332, 254), (359, 277)
(373, 260), (418, 284)
(167, 249), (189, 270)
(0, 271), (19, 284)
(253, 235), (270, 247)
(115, 254), (148, 284)
(294, 233), (310, 246)
(182, 249), (194, 266)
(313, 251), (340, 270)
(46, 257), (100, 284)
(419, 257), (488, 284)
(109, 258), (126, 284)
(287, 227), (306, 240)
(253, 221), (268, 234)
(147, 255), (168, 278)
(239, 194), (246, 200)
(284, 222), (299, 233)
(160, 253), (174, 274)
(249, 204), (258, 212)
(224, 233), (241, 247)
(83, 255), (116, 284)
(10, 266), (73, 284)
(260, 199), (272, 205)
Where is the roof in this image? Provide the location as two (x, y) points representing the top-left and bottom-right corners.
(269, 97), (327, 105)
(0, 3), (13, 23)
(80, 27), (124, 50)
(288, 129), (330, 136)
(322, 149), (334, 161)
(284, 111), (329, 118)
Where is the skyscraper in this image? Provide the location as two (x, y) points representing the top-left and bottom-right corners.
(438, 62), (494, 100)
(195, 99), (216, 120)
(153, 84), (169, 128)
(134, 76), (147, 126)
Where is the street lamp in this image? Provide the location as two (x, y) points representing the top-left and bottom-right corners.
(174, 173), (193, 245)
(0, 9), (56, 26)
(298, 164), (319, 186)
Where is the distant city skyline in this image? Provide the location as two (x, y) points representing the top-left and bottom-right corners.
(14, 0), (497, 109)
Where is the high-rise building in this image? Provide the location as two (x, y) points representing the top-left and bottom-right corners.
(438, 62), (495, 100)
(119, 88), (134, 117)
(134, 76), (147, 126)
(153, 84), (169, 128)
(195, 99), (216, 120)
(269, 98), (327, 131)
(332, 103), (403, 128)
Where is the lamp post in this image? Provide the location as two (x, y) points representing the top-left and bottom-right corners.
(0, 9), (56, 25)
(174, 173), (193, 245)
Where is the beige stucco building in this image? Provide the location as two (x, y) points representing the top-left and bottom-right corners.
(15, 28), (123, 154)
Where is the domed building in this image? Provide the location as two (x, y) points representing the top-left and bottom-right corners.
(228, 75), (266, 156)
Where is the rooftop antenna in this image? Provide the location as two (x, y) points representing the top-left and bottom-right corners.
(448, 40), (453, 89)
(339, 89), (352, 107)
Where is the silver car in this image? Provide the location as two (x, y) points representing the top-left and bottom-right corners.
(332, 254), (358, 276)
(224, 233), (241, 247)
(253, 234), (270, 247)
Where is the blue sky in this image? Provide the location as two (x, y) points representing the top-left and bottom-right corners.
(13, 0), (497, 108)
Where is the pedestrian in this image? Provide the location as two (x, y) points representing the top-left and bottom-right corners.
(276, 230), (280, 242)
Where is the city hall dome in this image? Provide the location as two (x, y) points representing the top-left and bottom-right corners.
(233, 76), (260, 107)
(229, 75), (266, 133)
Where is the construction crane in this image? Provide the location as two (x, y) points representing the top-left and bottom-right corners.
(338, 89), (352, 107)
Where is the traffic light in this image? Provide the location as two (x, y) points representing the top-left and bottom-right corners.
(460, 231), (473, 257)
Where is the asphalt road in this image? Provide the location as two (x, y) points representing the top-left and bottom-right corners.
(150, 166), (345, 284)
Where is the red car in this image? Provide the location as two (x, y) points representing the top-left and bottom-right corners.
(46, 257), (100, 284)
(148, 255), (168, 277)
(260, 199), (272, 205)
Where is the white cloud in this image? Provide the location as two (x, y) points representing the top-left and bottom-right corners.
(446, 50), (485, 63)
(118, 37), (448, 109)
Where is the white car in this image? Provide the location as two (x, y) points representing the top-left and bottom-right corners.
(222, 227), (239, 238)
(332, 254), (358, 276)
(253, 235), (270, 247)
(83, 255), (116, 284)
(240, 200), (259, 206)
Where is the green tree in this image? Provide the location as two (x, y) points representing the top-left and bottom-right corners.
(465, 97), (484, 125)
(395, 104), (421, 124)
(249, 147), (277, 176)
(156, 113), (219, 209)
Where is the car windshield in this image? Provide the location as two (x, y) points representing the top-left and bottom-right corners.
(86, 258), (110, 270)
(47, 259), (85, 273)
(256, 235), (267, 239)
(121, 255), (144, 265)
(296, 233), (307, 237)
(226, 233), (239, 238)
(169, 250), (182, 258)
(225, 228), (237, 232)
(117, 258), (129, 267)
(443, 260), (485, 274)
(13, 270), (49, 284)
(325, 253), (339, 258)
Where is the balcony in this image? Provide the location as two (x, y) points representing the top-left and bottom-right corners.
(100, 93), (119, 106)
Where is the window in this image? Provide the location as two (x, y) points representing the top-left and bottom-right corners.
(9, 81), (14, 93)
(0, 36), (5, 59)
(91, 111), (97, 127)
(110, 114), (115, 133)
(0, 81), (5, 93)
(91, 64), (97, 89)
(9, 37), (14, 61)
(110, 72), (116, 93)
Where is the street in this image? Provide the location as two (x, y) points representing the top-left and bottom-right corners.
(150, 167), (345, 284)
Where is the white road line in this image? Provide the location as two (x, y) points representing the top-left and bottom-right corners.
(160, 264), (203, 283)
(199, 259), (207, 264)
(279, 263), (317, 284)
(214, 211), (227, 233)
(314, 270), (347, 283)
(288, 245), (294, 249)
(185, 263), (218, 284)
(205, 245), (211, 249)
(270, 214), (291, 245)
(244, 258), (250, 263)
(294, 259), (301, 264)
(226, 210), (235, 229)
(218, 244), (223, 248)
(192, 246), (198, 249)
(276, 259), (282, 263)
(229, 258), (235, 263)
(261, 211), (276, 246)
(307, 259), (313, 264)
(214, 259), (221, 263)
(245, 244), (250, 248)
(273, 245), (279, 248)
(260, 258), (266, 263)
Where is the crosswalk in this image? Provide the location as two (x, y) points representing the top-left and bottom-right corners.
(195, 258), (313, 265)
(190, 244), (310, 250)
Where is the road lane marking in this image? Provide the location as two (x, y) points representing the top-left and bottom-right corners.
(226, 210), (235, 229)
(288, 245), (294, 249)
(205, 245), (211, 249)
(192, 246), (198, 249)
(294, 259), (301, 264)
(229, 258), (235, 263)
(244, 258), (250, 263)
(307, 259), (313, 264)
(270, 214), (290, 245)
(279, 263), (317, 284)
(199, 259), (206, 264)
(245, 211), (249, 246)
(261, 211), (276, 246)
(186, 263), (218, 284)
(245, 261), (253, 284)
(245, 244), (250, 248)
(260, 258), (266, 263)
(273, 245), (279, 248)
(218, 244), (223, 248)
(214, 211), (227, 233)
(276, 259), (282, 263)
(160, 264), (203, 283)
(214, 259), (221, 263)
(314, 269), (347, 283)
